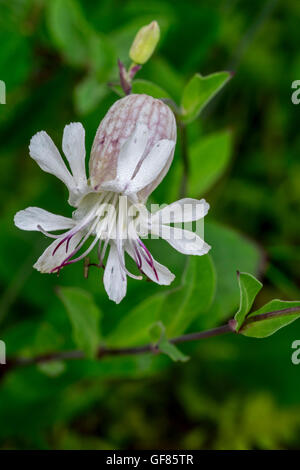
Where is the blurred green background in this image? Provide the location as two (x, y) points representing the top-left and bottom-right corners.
(1, 0), (300, 450)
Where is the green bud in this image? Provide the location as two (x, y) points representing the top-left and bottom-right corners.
(129, 21), (160, 65)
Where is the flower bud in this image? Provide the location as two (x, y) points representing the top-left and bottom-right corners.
(89, 94), (176, 201)
(129, 21), (160, 65)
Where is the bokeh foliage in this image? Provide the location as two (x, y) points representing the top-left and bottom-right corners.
(0, 0), (300, 450)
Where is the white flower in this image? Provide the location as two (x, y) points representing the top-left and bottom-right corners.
(14, 94), (211, 304)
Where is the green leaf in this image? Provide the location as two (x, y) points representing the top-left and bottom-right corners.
(200, 221), (263, 328)
(34, 322), (64, 355)
(159, 339), (189, 362)
(46, 0), (116, 74)
(74, 75), (109, 115)
(240, 300), (300, 338)
(234, 272), (263, 331)
(149, 322), (189, 362)
(88, 33), (116, 77)
(46, 0), (91, 66)
(189, 130), (232, 196)
(107, 255), (215, 347)
(148, 321), (165, 343)
(162, 255), (216, 337)
(106, 294), (165, 347)
(147, 56), (184, 102)
(0, 29), (31, 93)
(131, 79), (171, 100)
(57, 287), (102, 358)
(37, 361), (66, 377)
(181, 71), (231, 123)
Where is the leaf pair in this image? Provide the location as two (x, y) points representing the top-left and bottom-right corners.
(233, 272), (300, 338)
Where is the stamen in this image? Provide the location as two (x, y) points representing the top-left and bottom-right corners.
(51, 214), (101, 273)
(52, 205), (100, 256)
(137, 239), (159, 282)
(132, 242), (142, 269)
(115, 239), (142, 280)
(60, 236), (100, 267)
(116, 197), (142, 280)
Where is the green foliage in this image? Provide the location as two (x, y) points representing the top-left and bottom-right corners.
(188, 130), (232, 196)
(203, 222), (262, 327)
(107, 255), (215, 346)
(149, 322), (189, 362)
(181, 72), (231, 123)
(241, 300), (300, 338)
(161, 255), (215, 337)
(57, 287), (102, 358)
(37, 361), (66, 377)
(235, 272), (263, 330)
(74, 75), (109, 115)
(131, 79), (171, 100)
(159, 338), (189, 362)
(46, 0), (116, 82)
(107, 294), (165, 347)
(47, 0), (93, 67)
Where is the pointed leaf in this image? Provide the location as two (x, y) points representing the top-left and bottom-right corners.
(149, 321), (189, 362)
(181, 71), (231, 123)
(132, 79), (171, 100)
(201, 221), (262, 328)
(106, 294), (165, 347)
(46, 0), (91, 66)
(57, 287), (102, 358)
(162, 255), (216, 337)
(159, 339), (189, 362)
(189, 130), (232, 196)
(37, 361), (66, 377)
(240, 300), (300, 338)
(74, 75), (108, 115)
(235, 272), (263, 330)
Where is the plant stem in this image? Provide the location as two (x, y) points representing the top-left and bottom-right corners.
(2, 323), (233, 378)
(1, 307), (299, 380)
(242, 307), (300, 326)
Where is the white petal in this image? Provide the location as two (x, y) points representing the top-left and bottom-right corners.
(14, 207), (74, 232)
(127, 139), (175, 193)
(103, 243), (127, 304)
(29, 131), (74, 190)
(117, 124), (149, 183)
(62, 123), (87, 189)
(99, 179), (126, 193)
(152, 198), (209, 224)
(33, 232), (83, 273)
(126, 243), (175, 285)
(151, 224), (211, 256)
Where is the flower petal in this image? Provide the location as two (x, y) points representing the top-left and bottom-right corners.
(151, 224), (211, 256)
(99, 179), (126, 193)
(152, 198), (209, 224)
(14, 207), (74, 232)
(126, 243), (175, 285)
(29, 131), (74, 190)
(127, 139), (175, 194)
(33, 232), (83, 273)
(62, 123), (87, 189)
(117, 123), (148, 183)
(103, 243), (127, 304)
